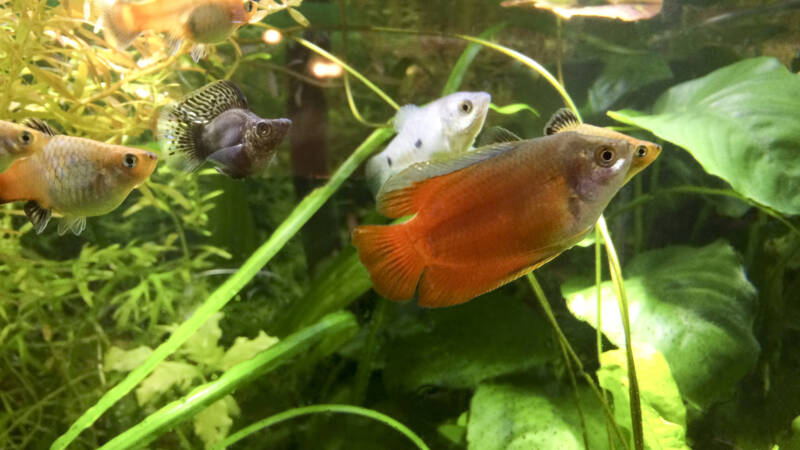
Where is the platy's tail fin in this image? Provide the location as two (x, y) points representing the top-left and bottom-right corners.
(352, 224), (424, 302)
(99, 1), (142, 50)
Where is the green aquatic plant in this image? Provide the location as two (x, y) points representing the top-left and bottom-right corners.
(3, 1), (800, 449)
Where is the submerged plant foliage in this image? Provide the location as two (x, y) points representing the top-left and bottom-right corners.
(2, 0), (800, 449)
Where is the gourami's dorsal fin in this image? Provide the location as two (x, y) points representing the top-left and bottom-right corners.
(393, 104), (420, 132)
(544, 108), (581, 135)
(157, 80), (249, 169)
(23, 118), (57, 136)
(477, 126), (522, 146)
(376, 141), (518, 218)
(24, 201), (52, 234)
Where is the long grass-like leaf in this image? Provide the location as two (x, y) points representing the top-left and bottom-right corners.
(51, 128), (394, 450)
(213, 404), (430, 450)
(98, 312), (358, 450)
(441, 24), (505, 96)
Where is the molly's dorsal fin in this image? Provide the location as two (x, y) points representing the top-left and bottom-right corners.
(544, 108), (581, 135)
(24, 201), (52, 234)
(23, 118), (57, 136)
(376, 141), (518, 218)
(157, 80), (249, 170)
(477, 126), (522, 146)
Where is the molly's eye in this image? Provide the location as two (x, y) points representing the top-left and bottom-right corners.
(636, 145), (647, 158)
(19, 131), (32, 145)
(123, 153), (138, 169)
(244, 0), (254, 12)
(257, 122), (272, 136)
(595, 146), (616, 167)
(460, 100), (473, 114)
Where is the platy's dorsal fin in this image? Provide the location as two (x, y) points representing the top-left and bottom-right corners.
(24, 201), (52, 234)
(477, 126), (522, 146)
(377, 141), (518, 218)
(393, 104), (420, 132)
(544, 108), (581, 135)
(23, 118), (57, 136)
(157, 80), (249, 170)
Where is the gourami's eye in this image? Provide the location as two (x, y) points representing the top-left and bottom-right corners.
(19, 131), (32, 145)
(257, 122), (272, 136)
(460, 100), (473, 114)
(595, 146), (616, 167)
(244, 0), (254, 12)
(636, 145), (647, 158)
(123, 153), (138, 169)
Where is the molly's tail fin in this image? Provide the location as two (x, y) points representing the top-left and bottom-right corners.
(352, 224), (424, 302)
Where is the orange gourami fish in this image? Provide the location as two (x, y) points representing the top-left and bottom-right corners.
(0, 120), (43, 173)
(100, 0), (268, 60)
(0, 120), (158, 235)
(352, 123), (660, 308)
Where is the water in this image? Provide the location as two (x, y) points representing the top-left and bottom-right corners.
(1, 0), (799, 449)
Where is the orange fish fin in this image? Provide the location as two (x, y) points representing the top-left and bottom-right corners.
(24, 201), (52, 234)
(544, 108), (581, 135)
(99, 1), (142, 50)
(352, 224), (424, 302)
(376, 142), (517, 218)
(417, 253), (562, 308)
(23, 118), (57, 136)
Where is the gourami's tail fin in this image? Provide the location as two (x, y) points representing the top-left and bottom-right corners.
(99, 1), (142, 50)
(352, 224), (424, 302)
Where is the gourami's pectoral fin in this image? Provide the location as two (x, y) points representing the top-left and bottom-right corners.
(376, 141), (517, 218)
(58, 216), (86, 236)
(351, 224), (424, 302)
(24, 201), (52, 234)
(22, 118), (58, 136)
(544, 108), (581, 135)
(157, 80), (249, 170)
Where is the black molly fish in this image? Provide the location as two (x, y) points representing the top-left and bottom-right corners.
(157, 80), (291, 179)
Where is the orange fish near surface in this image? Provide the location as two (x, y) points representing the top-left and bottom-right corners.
(0, 120), (43, 173)
(353, 111), (660, 308)
(0, 120), (158, 235)
(100, 0), (268, 60)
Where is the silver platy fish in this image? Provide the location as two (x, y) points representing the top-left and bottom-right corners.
(365, 91), (491, 195)
(157, 80), (291, 179)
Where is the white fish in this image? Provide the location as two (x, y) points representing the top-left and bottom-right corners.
(365, 91), (491, 195)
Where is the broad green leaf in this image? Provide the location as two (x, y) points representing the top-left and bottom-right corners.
(467, 380), (616, 450)
(193, 396), (240, 449)
(384, 293), (557, 392)
(136, 361), (202, 406)
(586, 54), (672, 115)
(564, 241), (759, 410)
(598, 344), (689, 450)
(218, 331), (279, 371)
(609, 57), (800, 214)
(104, 346), (153, 373)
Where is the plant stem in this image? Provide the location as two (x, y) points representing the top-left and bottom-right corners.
(213, 404), (430, 450)
(597, 216), (643, 450)
(98, 312), (357, 450)
(51, 127), (394, 450)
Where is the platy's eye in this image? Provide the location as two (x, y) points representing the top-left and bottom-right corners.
(257, 122), (272, 136)
(595, 146), (616, 167)
(123, 153), (138, 169)
(636, 145), (647, 158)
(244, 0), (254, 12)
(19, 131), (32, 145)
(460, 100), (473, 114)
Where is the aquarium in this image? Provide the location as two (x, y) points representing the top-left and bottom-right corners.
(1, 0), (799, 448)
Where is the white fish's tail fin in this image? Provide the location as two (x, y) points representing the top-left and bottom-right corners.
(157, 80), (249, 172)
